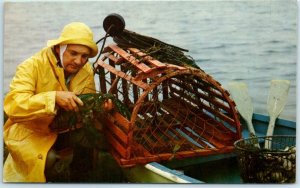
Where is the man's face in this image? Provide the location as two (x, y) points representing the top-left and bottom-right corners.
(62, 44), (91, 74)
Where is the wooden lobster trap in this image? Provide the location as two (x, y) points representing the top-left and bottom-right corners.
(95, 44), (241, 167)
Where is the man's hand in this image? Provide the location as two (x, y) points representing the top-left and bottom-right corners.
(55, 91), (84, 112)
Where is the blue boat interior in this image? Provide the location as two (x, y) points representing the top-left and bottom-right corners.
(158, 113), (296, 183)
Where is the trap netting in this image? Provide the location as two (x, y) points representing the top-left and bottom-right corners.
(95, 44), (241, 167)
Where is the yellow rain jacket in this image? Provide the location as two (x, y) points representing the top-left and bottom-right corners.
(3, 47), (96, 182)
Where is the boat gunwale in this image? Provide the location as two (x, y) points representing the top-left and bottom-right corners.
(253, 113), (296, 129)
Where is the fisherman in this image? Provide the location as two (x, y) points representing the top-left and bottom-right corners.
(3, 22), (112, 182)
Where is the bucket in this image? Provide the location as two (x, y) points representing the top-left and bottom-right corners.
(234, 135), (296, 183)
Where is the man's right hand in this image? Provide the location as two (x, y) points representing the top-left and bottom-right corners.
(55, 91), (84, 112)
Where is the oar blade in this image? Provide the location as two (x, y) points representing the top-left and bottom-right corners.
(227, 82), (253, 122)
(267, 80), (290, 118)
(264, 80), (290, 149)
(227, 82), (256, 137)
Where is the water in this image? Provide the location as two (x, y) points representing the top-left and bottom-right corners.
(3, 0), (297, 121)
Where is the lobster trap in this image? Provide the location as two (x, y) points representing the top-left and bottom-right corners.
(95, 44), (241, 167)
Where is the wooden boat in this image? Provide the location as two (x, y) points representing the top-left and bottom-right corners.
(122, 113), (296, 183)
(3, 106), (294, 183)
(89, 26), (294, 183)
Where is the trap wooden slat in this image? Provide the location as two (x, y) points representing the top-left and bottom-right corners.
(97, 66), (107, 94)
(103, 116), (128, 145)
(169, 78), (232, 113)
(179, 127), (214, 149)
(107, 44), (153, 73)
(161, 99), (235, 147)
(104, 130), (128, 159)
(191, 78), (226, 102)
(104, 53), (120, 64)
(169, 86), (236, 127)
(97, 59), (149, 90)
(128, 48), (167, 68)
(163, 97), (235, 137)
(108, 112), (130, 133)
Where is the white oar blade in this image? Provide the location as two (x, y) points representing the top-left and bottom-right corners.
(267, 80), (290, 117)
(227, 82), (253, 122)
(227, 82), (256, 136)
(264, 80), (290, 149)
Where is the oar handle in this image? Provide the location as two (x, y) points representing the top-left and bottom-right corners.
(246, 119), (256, 137)
(264, 116), (276, 149)
(246, 119), (260, 148)
(266, 116), (276, 137)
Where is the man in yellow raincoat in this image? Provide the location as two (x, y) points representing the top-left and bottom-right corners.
(3, 22), (110, 182)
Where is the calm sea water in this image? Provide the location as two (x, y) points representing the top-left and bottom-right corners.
(3, 0), (297, 120)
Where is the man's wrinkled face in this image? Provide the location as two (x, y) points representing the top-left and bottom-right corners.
(61, 44), (91, 74)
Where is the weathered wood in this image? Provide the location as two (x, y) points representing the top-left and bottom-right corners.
(104, 116), (128, 145)
(104, 130), (128, 159)
(109, 112), (130, 132)
(108, 44), (153, 73)
(169, 78), (231, 113)
(161, 99), (235, 144)
(169, 86), (236, 127)
(128, 48), (167, 68)
(98, 66), (107, 93)
(97, 59), (149, 90)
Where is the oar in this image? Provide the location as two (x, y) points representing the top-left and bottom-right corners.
(264, 80), (290, 149)
(227, 82), (260, 147)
